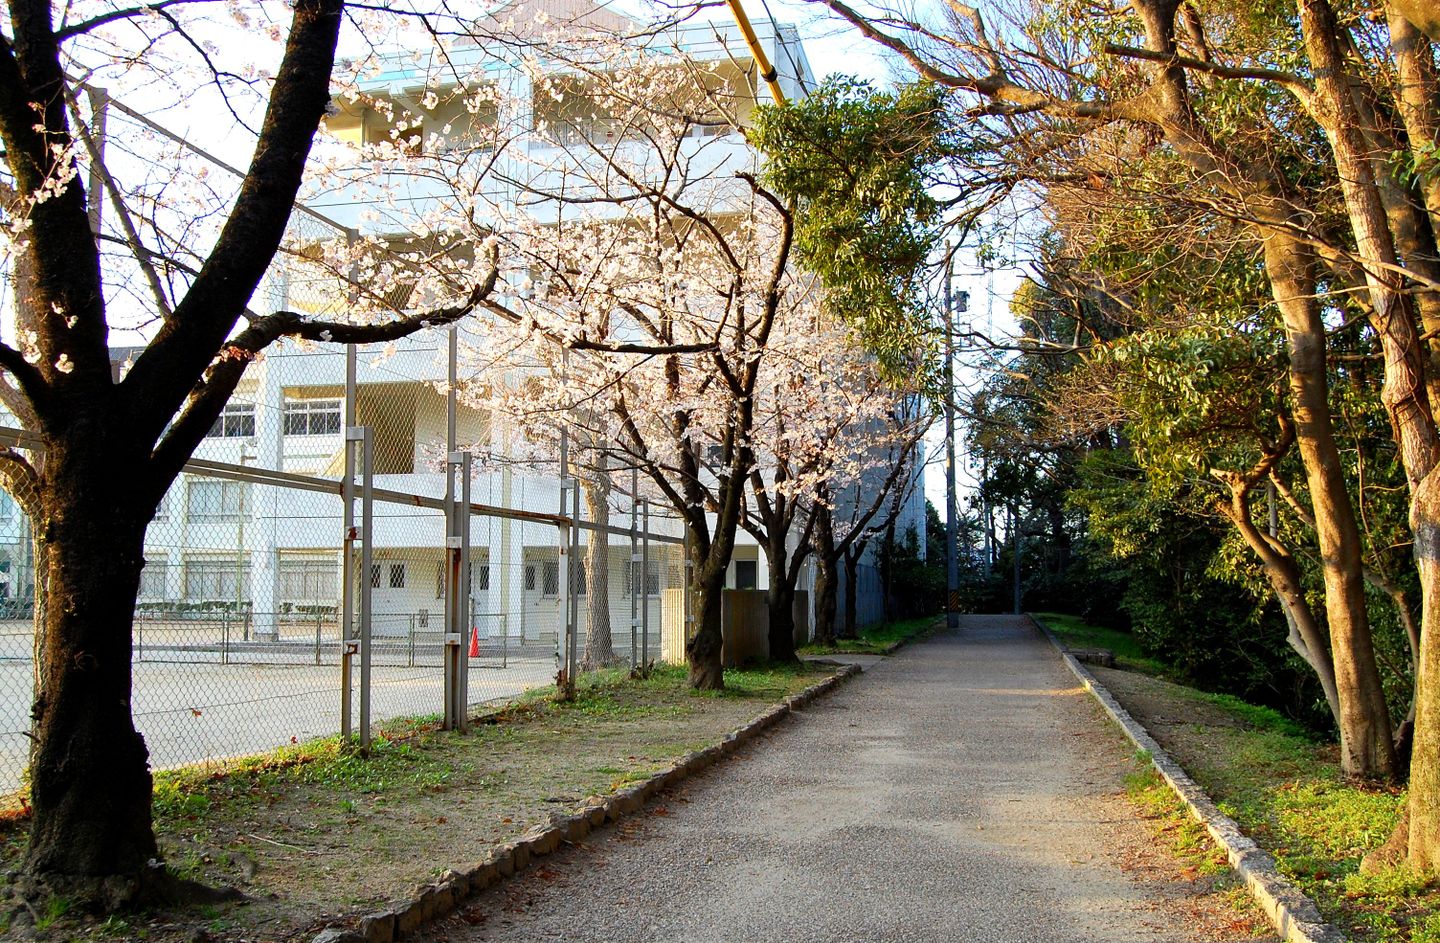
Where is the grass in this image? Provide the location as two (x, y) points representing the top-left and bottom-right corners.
(1124, 761), (1233, 878)
(1031, 611), (1169, 675)
(798, 615), (941, 655)
(1, 659), (839, 943)
(1076, 637), (1427, 942)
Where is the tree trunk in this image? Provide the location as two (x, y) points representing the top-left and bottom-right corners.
(1385, 6), (1440, 232)
(1267, 234), (1396, 778)
(766, 579), (798, 662)
(764, 536), (799, 662)
(881, 518), (896, 624)
(1407, 472), (1440, 867)
(1126, 0), (1396, 779)
(22, 445), (160, 907)
(840, 547), (861, 640)
(813, 554), (838, 647)
(580, 473), (619, 671)
(686, 558), (726, 689)
(1217, 468), (1343, 726)
(811, 501), (838, 646)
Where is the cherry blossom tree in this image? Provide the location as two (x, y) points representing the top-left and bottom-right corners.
(0, 0), (548, 909)
(742, 309), (930, 656)
(315, 33), (817, 688)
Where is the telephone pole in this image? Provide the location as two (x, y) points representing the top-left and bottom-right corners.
(944, 259), (965, 629)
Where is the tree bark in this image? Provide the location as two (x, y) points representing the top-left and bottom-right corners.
(1266, 233), (1397, 778)
(1385, 7), (1440, 232)
(1213, 439), (1343, 725)
(21, 438), (159, 906)
(1409, 472), (1440, 867)
(686, 550), (727, 689)
(764, 532), (800, 662)
(840, 544), (862, 640)
(812, 503), (839, 646)
(580, 473), (619, 671)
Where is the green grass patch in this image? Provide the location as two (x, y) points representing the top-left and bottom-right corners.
(799, 615), (940, 655)
(1032, 611), (1169, 675)
(1124, 761), (1231, 877)
(1109, 670), (1428, 941)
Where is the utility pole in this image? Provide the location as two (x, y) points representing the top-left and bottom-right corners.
(1011, 503), (1022, 615)
(944, 255), (961, 630)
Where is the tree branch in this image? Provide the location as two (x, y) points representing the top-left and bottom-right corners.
(55, 0), (221, 39)
(120, 0), (345, 447)
(1102, 43), (1315, 102)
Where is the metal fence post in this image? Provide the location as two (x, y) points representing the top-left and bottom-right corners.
(569, 476), (580, 685)
(457, 451), (472, 729)
(556, 520), (570, 694)
(358, 425), (374, 750)
(629, 468), (638, 669)
(557, 429), (572, 696)
(641, 499), (650, 668)
(442, 448), (465, 730)
(341, 342), (358, 742)
(442, 326), (461, 729)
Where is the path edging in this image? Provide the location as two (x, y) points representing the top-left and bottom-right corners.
(1030, 615), (1346, 943)
(312, 664), (863, 943)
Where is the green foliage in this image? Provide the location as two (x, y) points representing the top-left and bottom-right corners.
(1032, 611), (1166, 674)
(1095, 316), (1285, 486)
(752, 76), (950, 379)
(800, 615), (938, 655)
(34, 895), (73, 930)
(1109, 670), (1429, 941)
(880, 500), (998, 617)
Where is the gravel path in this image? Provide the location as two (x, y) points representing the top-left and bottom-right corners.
(421, 615), (1266, 943)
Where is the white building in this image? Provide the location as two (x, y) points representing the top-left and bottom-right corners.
(129, 0), (924, 650)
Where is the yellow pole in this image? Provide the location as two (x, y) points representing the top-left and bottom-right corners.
(724, 0), (787, 105)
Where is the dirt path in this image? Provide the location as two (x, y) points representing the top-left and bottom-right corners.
(420, 615), (1271, 943)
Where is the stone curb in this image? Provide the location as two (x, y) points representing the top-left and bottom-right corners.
(1030, 615), (1346, 943)
(312, 663), (864, 943)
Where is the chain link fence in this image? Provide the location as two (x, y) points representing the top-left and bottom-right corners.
(0, 372), (687, 799)
(0, 83), (694, 803)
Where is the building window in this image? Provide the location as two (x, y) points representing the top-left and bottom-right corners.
(139, 560), (168, 600)
(153, 489), (172, 522)
(283, 399), (342, 436)
(279, 557), (337, 603)
(474, 563), (490, 593)
(208, 401), (256, 438)
(367, 562), (405, 589)
(735, 560), (758, 590)
(542, 561), (559, 596)
(186, 479), (248, 520)
(524, 564), (536, 592)
(624, 560), (660, 597)
(184, 558), (250, 602)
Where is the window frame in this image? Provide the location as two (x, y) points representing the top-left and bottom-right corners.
(207, 401), (256, 439)
(186, 479), (248, 520)
(282, 398), (343, 437)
